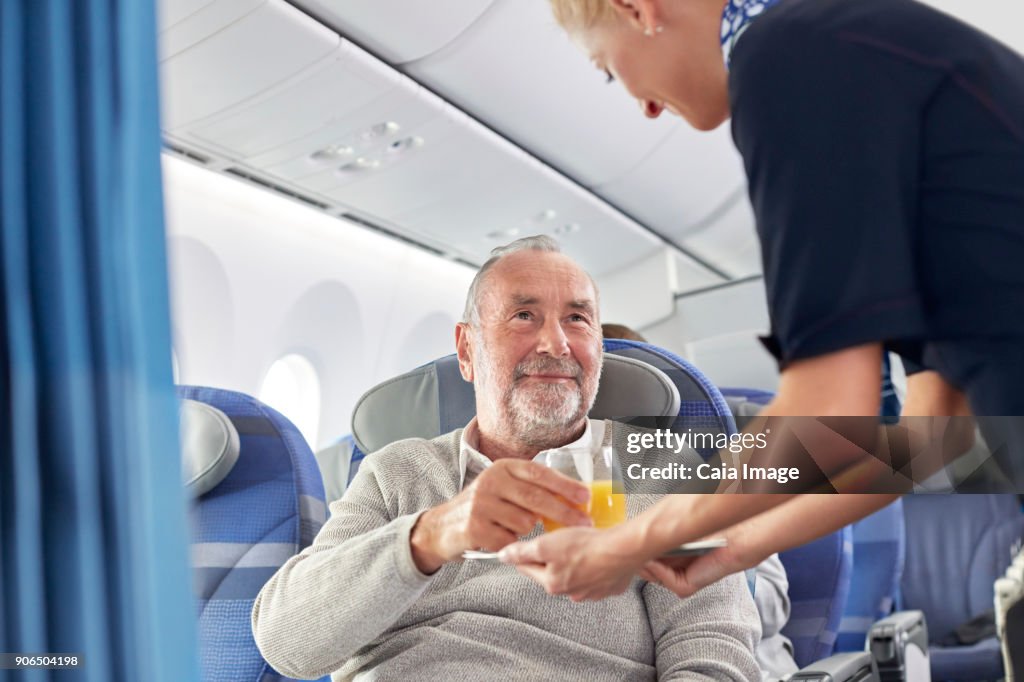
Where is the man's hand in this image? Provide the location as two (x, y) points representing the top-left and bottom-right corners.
(410, 459), (592, 574)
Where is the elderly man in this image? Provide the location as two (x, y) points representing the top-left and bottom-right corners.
(251, 236), (760, 681)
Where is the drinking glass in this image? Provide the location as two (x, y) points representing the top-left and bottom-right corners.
(589, 445), (626, 529)
(538, 445), (625, 531)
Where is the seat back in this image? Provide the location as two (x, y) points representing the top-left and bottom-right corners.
(901, 495), (1024, 636)
(345, 340), (735, 486)
(719, 386), (775, 418)
(779, 526), (855, 667)
(835, 500), (906, 651)
(179, 386), (328, 682)
(899, 494), (1024, 680)
(599, 340), (737, 440)
(315, 434), (358, 506)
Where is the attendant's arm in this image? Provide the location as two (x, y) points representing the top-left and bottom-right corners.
(628, 344), (884, 557)
(251, 459), (435, 679)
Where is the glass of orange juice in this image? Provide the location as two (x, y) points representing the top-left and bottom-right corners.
(589, 445), (626, 529)
(539, 446), (625, 532)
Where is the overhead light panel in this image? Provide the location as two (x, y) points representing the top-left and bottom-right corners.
(387, 135), (424, 154)
(361, 121), (400, 141)
(310, 144), (355, 161)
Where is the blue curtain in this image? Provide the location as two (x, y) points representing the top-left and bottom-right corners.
(1, 1), (199, 680)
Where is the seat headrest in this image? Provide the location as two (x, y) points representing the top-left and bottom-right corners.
(352, 352), (680, 455)
(180, 398), (240, 497)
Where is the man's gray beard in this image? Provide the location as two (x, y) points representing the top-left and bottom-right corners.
(507, 380), (586, 449)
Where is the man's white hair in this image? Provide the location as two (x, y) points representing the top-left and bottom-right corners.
(462, 235), (598, 325)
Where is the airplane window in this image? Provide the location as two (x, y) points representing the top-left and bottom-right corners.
(259, 354), (321, 448)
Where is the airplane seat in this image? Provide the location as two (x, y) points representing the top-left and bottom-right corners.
(314, 434), (359, 508)
(346, 340), (737, 487)
(899, 494), (1024, 681)
(779, 525), (855, 667)
(836, 499), (906, 653)
(719, 386), (775, 418)
(178, 386), (329, 682)
(600, 339), (738, 448)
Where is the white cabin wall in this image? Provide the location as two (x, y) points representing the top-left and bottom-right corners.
(162, 155), (474, 449)
(641, 279), (780, 392)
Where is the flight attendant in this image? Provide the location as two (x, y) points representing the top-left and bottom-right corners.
(500, 0), (1024, 600)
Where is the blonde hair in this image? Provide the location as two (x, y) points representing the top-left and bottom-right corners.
(548, 0), (616, 30)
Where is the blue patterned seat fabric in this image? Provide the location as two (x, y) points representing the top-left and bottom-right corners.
(179, 386), (328, 682)
(779, 527), (855, 667)
(835, 500), (906, 652)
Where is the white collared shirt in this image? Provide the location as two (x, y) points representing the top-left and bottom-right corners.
(457, 417), (606, 489)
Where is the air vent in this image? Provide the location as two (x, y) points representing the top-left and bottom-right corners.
(163, 141), (210, 165)
(453, 257), (480, 269)
(223, 167), (329, 210)
(339, 212), (445, 257)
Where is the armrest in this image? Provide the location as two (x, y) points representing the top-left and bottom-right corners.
(867, 610), (929, 682)
(997, 569), (1024, 680)
(788, 651), (879, 681)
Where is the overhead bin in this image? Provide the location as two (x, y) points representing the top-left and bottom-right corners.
(679, 200), (763, 280)
(158, 0), (263, 58)
(157, 0), (731, 282)
(290, 0), (496, 64)
(158, 0), (221, 37)
(405, 0), (679, 188)
(187, 43), (404, 161)
(391, 142), (666, 276)
(159, 0), (340, 131)
(595, 125), (749, 240)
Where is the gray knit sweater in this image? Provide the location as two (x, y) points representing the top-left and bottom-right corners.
(252, 421), (761, 681)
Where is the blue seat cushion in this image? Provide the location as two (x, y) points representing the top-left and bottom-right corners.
(930, 637), (1003, 681)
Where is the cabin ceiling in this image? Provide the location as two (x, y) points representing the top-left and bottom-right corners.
(157, 0), (1022, 289)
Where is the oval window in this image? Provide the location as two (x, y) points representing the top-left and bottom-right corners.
(259, 354), (321, 448)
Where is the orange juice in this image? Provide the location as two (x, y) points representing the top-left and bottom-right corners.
(589, 480), (626, 528)
(541, 480), (625, 532)
(541, 497), (587, 533)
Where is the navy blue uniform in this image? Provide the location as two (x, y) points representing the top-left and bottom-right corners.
(729, 0), (1024, 482)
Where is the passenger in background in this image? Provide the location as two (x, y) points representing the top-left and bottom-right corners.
(251, 236), (760, 681)
(600, 322), (645, 342)
(602, 323), (797, 681)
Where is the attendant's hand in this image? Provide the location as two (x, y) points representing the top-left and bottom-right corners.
(638, 537), (753, 599)
(498, 525), (646, 601)
(410, 459), (591, 574)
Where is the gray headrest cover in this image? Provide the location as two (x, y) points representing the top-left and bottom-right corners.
(352, 352), (680, 454)
(180, 399), (240, 497)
